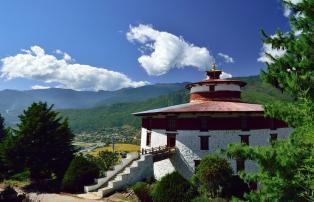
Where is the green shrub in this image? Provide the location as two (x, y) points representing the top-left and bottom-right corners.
(132, 181), (152, 202)
(151, 171), (197, 202)
(194, 154), (233, 198)
(87, 151), (119, 176)
(0, 186), (29, 202)
(62, 155), (99, 193)
(192, 196), (228, 202)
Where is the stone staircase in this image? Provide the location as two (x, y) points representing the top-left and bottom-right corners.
(97, 154), (153, 197)
(84, 152), (139, 193)
(78, 154), (154, 199)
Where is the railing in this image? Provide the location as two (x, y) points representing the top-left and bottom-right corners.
(141, 145), (176, 155)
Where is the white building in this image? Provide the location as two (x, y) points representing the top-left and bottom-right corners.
(134, 67), (292, 180)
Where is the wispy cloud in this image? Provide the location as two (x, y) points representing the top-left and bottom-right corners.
(1, 46), (149, 91)
(31, 85), (51, 90)
(218, 53), (234, 63)
(127, 24), (215, 76)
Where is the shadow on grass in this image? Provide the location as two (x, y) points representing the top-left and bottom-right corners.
(23, 179), (61, 194)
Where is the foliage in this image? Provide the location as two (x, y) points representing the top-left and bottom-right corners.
(193, 154), (233, 198)
(260, 0), (314, 99)
(225, 0), (314, 201)
(0, 130), (24, 178)
(61, 155), (99, 193)
(227, 123), (314, 201)
(0, 113), (5, 142)
(192, 195), (228, 202)
(151, 171), (197, 202)
(132, 181), (152, 202)
(0, 186), (35, 202)
(87, 151), (119, 176)
(14, 102), (75, 181)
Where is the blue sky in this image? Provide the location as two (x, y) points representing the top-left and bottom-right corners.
(0, 0), (290, 91)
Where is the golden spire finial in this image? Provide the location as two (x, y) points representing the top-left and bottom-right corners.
(211, 64), (216, 70)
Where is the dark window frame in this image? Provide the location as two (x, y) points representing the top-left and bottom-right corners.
(270, 133), (278, 144)
(240, 135), (250, 145)
(146, 131), (151, 146)
(166, 133), (176, 147)
(209, 85), (215, 92)
(199, 136), (209, 150)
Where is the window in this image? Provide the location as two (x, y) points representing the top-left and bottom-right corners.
(167, 134), (176, 147)
(200, 136), (209, 150)
(209, 85), (215, 92)
(168, 119), (176, 131)
(270, 133), (278, 144)
(236, 158), (245, 172)
(200, 117), (208, 131)
(146, 131), (151, 146)
(240, 135), (249, 145)
(194, 160), (201, 172)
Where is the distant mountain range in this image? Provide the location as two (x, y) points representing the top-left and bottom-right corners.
(60, 76), (292, 133)
(0, 76), (291, 131)
(0, 83), (186, 125)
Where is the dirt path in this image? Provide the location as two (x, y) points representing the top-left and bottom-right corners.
(28, 192), (137, 202)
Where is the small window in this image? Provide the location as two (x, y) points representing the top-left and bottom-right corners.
(200, 136), (209, 150)
(236, 158), (245, 172)
(240, 135), (249, 145)
(168, 119), (176, 131)
(270, 133), (278, 144)
(194, 160), (201, 172)
(200, 118), (208, 131)
(146, 131), (151, 146)
(209, 85), (215, 92)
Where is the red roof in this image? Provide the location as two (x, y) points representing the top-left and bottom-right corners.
(133, 101), (264, 116)
(185, 79), (247, 89)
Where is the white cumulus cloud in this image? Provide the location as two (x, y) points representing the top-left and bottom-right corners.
(220, 72), (232, 79)
(218, 53), (234, 63)
(257, 43), (286, 64)
(127, 24), (215, 76)
(0, 46), (149, 91)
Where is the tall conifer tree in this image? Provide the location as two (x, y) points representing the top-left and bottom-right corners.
(17, 102), (75, 180)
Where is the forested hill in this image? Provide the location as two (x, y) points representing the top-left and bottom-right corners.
(0, 83), (186, 126)
(60, 76), (291, 133)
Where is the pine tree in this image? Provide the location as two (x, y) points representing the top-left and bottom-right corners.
(260, 0), (314, 99)
(0, 114), (6, 142)
(17, 102), (75, 181)
(226, 1), (314, 201)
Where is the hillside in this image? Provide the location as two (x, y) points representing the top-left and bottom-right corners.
(60, 76), (291, 133)
(0, 83), (186, 126)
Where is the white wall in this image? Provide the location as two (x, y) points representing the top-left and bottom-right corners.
(140, 127), (292, 179)
(190, 84), (240, 93)
(215, 84), (241, 92)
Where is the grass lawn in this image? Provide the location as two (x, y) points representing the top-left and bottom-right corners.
(89, 143), (140, 156)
